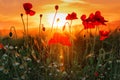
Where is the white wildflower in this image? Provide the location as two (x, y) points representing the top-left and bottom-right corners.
(116, 60), (120, 63)
(9, 45), (14, 50)
(26, 57), (32, 61)
(2, 54), (8, 57)
(59, 63), (64, 66)
(21, 75), (25, 79)
(0, 66), (4, 71)
(82, 77), (86, 80)
(53, 64), (57, 68)
(13, 62), (20, 66)
(4, 45), (9, 49)
(15, 46), (18, 49)
(3, 69), (9, 74)
(19, 65), (24, 69)
(49, 73), (52, 76)
(37, 59), (40, 63)
(108, 61), (112, 64)
(98, 64), (102, 67)
(56, 69), (60, 72)
(62, 71), (67, 75)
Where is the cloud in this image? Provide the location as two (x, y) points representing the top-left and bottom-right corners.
(61, 0), (87, 4)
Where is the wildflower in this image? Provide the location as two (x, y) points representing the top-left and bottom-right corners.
(3, 69), (9, 74)
(13, 62), (20, 66)
(99, 30), (110, 41)
(62, 71), (67, 76)
(0, 66), (4, 71)
(2, 54), (8, 59)
(9, 45), (14, 50)
(26, 57), (32, 61)
(23, 3), (35, 16)
(48, 32), (71, 46)
(81, 14), (95, 29)
(82, 77), (86, 80)
(94, 11), (108, 25)
(81, 14), (86, 21)
(19, 65), (24, 69)
(116, 60), (120, 63)
(0, 43), (4, 49)
(94, 71), (99, 77)
(108, 60), (112, 64)
(21, 75), (25, 79)
(49, 73), (52, 76)
(81, 11), (108, 29)
(23, 3), (32, 11)
(66, 12), (78, 20)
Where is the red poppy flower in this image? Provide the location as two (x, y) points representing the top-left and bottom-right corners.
(66, 12), (78, 20)
(94, 11), (108, 25)
(25, 10), (35, 16)
(23, 3), (32, 11)
(23, 3), (35, 16)
(81, 14), (95, 29)
(81, 14), (86, 21)
(82, 21), (95, 29)
(99, 30), (110, 41)
(86, 13), (95, 22)
(48, 33), (71, 46)
(0, 43), (4, 49)
(81, 11), (108, 29)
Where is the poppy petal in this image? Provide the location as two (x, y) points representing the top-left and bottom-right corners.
(29, 10), (35, 16)
(23, 3), (32, 10)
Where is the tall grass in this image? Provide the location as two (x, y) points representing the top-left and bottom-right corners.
(0, 27), (120, 80)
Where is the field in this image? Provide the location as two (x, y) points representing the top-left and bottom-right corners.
(0, 3), (120, 80)
(0, 26), (120, 80)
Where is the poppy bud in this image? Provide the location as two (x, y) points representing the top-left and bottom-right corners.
(84, 35), (86, 38)
(9, 32), (13, 37)
(55, 5), (59, 10)
(42, 27), (45, 31)
(21, 13), (23, 17)
(57, 18), (60, 22)
(40, 14), (43, 18)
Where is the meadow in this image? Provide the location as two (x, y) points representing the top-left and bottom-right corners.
(0, 3), (120, 80)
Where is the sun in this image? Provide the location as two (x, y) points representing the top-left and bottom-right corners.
(47, 13), (67, 29)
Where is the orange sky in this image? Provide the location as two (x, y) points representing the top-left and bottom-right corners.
(0, 0), (120, 31)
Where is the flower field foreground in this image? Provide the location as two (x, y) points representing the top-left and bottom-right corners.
(0, 3), (120, 80)
(0, 27), (120, 80)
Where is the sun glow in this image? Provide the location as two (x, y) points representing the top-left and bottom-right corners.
(47, 13), (67, 29)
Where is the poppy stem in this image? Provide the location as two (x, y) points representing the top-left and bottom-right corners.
(63, 22), (70, 31)
(39, 15), (42, 35)
(39, 19), (41, 35)
(26, 14), (28, 36)
(51, 10), (58, 32)
(69, 20), (72, 33)
(21, 14), (26, 36)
